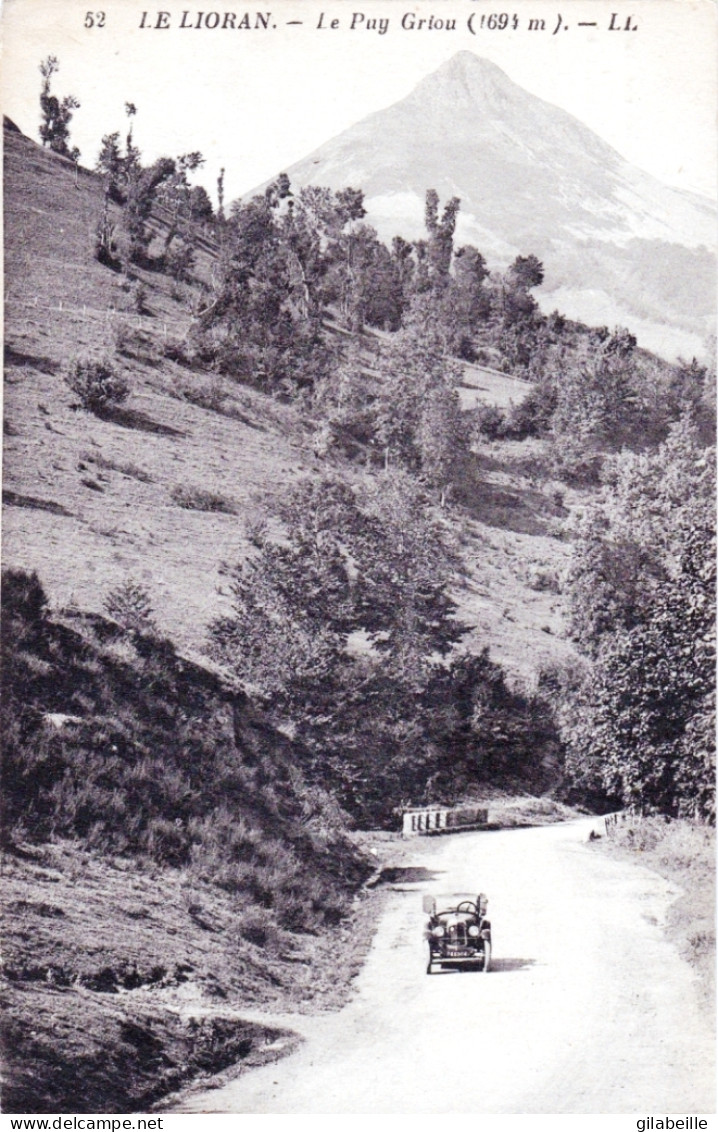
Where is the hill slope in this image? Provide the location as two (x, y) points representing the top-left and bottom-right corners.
(2, 119), (576, 683)
(278, 52), (716, 359)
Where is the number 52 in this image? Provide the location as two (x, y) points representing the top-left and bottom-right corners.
(84, 11), (106, 27)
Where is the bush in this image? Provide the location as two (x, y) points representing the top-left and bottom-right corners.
(181, 378), (229, 414)
(239, 906), (280, 949)
(162, 337), (195, 367)
(65, 357), (130, 415)
(114, 321), (158, 364)
(103, 578), (156, 635)
(132, 282), (148, 315)
(474, 404), (508, 441)
(170, 484), (237, 514)
(506, 383), (558, 439)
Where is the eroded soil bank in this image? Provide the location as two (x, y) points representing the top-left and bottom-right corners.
(1, 839), (384, 1113)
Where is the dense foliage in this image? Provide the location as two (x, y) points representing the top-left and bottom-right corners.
(557, 420), (715, 819)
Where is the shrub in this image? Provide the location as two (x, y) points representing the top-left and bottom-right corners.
(64, 357), (130, 414)
(239, 906), (279, 948)
(133, 282), (148, 315)
(114, 321), (158, 364)
(506, 383), (558, 439)
(525, 565), (561, 593)
(103, 578), (157, 635)
(170, 484), (237, 514)
(162, 337), (195, 367)
(81, 452), (154, 484)
(474, 404), (508, 441)
(181, 378), (229, 414)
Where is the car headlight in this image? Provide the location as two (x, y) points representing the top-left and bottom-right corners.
(468, 924), (480, 937)
(432, 925), (445, 938)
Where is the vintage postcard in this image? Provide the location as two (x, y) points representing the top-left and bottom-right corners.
(1, 0), (716, 1119)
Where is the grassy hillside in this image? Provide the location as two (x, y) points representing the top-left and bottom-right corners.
(2, 120), (576, 684)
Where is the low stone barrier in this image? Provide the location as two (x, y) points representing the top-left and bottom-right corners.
(402, 804), (489, 837)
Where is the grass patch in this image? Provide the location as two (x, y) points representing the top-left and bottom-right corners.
(170, 483), (238, 514)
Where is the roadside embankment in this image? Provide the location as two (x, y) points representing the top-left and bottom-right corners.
(594, 816), (715, 1016)
(1, 839), (384, 1113)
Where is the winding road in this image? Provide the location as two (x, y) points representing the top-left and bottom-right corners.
(175, 819), (714, 1113)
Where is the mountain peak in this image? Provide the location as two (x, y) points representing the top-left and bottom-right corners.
(409, 51), (524, 107)
(276, 52), (715, 357)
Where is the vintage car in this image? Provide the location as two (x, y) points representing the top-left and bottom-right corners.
(423, 893), (492, 974)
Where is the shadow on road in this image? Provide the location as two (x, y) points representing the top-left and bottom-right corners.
(377, 866), (444, 885)
(430, 957), (537, 975)
(490, 957), (537, 973)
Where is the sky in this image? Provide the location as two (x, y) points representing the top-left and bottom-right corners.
(2, 0), (717, 207)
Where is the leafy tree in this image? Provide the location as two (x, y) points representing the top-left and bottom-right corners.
(424, 189), (461, 288)
(156, 151), (205, 250)
(38, 56), (80, 161)
(96, 132), (124, 200)
(560, 420), (715, 817)
(96, 106), (141, 204)
(548, 327), (642, 481)
(193, 177), (333, 393)
(507, 254), (544, 292)
(373, 318), (466, 495)
(189, 184), (214, 224)
(208, 473), (467, 822)
(121, 157), (170, 262)
(450, 244), (490, 359)
(416, 382), (468, 505)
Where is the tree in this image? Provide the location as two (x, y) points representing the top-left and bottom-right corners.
(561, 420), (715, 817)
(123, 156), (176, 262)
(373, 318), (466, 494)
(548, 327), (643, 481)
(416, 382), (468, 505)
(193, 177), (334, 393)
(156, 151), (205, 249)
(103, 578), (157, 635)
(208, 473), (466, 822)
(189, 184), (214, 224)
(424, 190), (461, 287)
(450, 244), (490, 359)
(38, 56), (80, 161)
(96, 132), (124, 199)
(507, 254), (544, 292)
(96, 104), (142, 203)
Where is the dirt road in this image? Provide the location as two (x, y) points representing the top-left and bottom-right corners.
(175, 819), (714, 1113)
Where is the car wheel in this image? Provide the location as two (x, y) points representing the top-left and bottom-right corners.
(482, 941), (491, 973)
